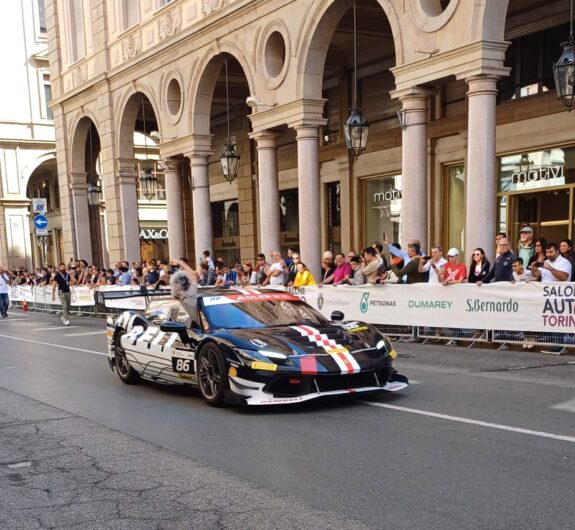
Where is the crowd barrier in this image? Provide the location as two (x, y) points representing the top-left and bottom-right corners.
(8, 282), (575, 352)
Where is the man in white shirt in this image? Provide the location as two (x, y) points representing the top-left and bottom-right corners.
(263, 251), (285, 286)
(0, 265), (12, 318)
(530, 242), (572, 282)
(512, 258), (533, 282)
(418, 245), (447, 283)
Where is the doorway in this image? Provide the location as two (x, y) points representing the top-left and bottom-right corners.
(509, 188), (571, 247)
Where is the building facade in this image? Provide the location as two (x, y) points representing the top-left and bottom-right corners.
(0, 0), (58, 270)
(46, 0), (574, 279)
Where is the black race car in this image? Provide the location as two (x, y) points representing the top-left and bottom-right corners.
(106, 288), (408, 406)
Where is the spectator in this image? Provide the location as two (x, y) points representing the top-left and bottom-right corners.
(346, 250), (357, 263)
(284, 252), (300, 286)
(241, 262), (257, 286)
(293, 262), (317, 287)
(346, 256), (365, 285)
(51, 263), (71, 326)
(530, 242), (572, 282)
(560, 238), (575, 280)
(392, 242), (424, 284)
(517, 226), (535, 265)
(442, 248), (467, 284)
(528, 238), (547, 268)
(478, 238), (515, 284)
(320, 257), (336, 284)
(360, 247), (380, 285)
(495, 232), (508, 257)
(419, 245), (447, 283)
(118, 266), (131, 286)
(512, 257), (532, 282)
(263, 251), (284, 286)
(0, 266), (12, 318)
(467, 248), (490, 283)
(255, 253), (268, 285)
(145, 264), (160, 288)
(202, 250), (215, 274)
(319, 252), (352, 286)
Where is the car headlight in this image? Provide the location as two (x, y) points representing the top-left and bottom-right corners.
(234, 348), (291, 366)
(377, 336), (397, 359)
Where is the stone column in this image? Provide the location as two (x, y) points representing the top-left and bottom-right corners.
(295, 125), (321, 281)
(252, 130), (281, 255)
(465, 75), (498, 262)
(69, 172), (92, 261)
(188, 154), (213, 267)
(163, 158), (186, 260)
(399, 88), (432, 249)
(117, 167), (141, 263)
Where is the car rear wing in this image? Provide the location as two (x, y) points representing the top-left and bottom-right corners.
(95, 286), (171, 311)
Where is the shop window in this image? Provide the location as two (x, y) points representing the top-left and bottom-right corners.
(446, 166), (465, 253)
(326, 182), (341, 255)
(364, 175), (402, 248)
(280, 189), (299, 257)
(499, 24), (565, 102)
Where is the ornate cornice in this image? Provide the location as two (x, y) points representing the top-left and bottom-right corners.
(201, 0), (229, 17)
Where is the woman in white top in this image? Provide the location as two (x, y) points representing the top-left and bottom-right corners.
(467, 248), (490, 283)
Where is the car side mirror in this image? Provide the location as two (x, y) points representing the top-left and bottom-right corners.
(331, 310), (344, 321)
(160, 321), (190, 344)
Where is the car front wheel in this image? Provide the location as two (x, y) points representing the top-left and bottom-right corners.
(197, 344), (227, 406)
(114, 331), (140, 385)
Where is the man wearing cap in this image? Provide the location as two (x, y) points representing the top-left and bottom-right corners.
(518, 226), (535, 265)
(442, 248), (467, 285)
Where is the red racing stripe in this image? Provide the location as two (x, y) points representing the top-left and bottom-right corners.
(336, 351), (354, 373)
(299, 356), (318, 374)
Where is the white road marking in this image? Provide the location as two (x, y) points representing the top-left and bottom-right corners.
(363, 401), (575, 444)
(4, 367), (15, 369)
(0, 318), (26, 322)
(551, 397), (575, 413)
(0, 333), (107, 356)
(32, 326), (78, 331)
(64, 330), (106, 337)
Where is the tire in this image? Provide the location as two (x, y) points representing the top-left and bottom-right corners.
(114, 331), (140, 385)
(197, 343), (228, 406)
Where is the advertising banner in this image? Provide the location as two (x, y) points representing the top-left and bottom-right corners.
(286, 283), (575, 334)
(9, 285), (95, 306)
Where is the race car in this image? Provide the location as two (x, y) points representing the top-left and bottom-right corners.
(106, 288), (408, 406)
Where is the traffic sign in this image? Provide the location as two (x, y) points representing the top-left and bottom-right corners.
(32, 198), (47, 214)
(33, 215), (48, 229)
(36, 228), (48, 236)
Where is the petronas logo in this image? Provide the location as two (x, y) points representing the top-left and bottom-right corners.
(360, 292), (370, 313)
(317, 293), (324, 310)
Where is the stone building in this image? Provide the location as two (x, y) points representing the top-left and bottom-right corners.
(46, 0), (575, 279)
(0, 0), (57, 269)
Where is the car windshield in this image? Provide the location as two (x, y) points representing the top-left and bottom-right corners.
(201, 293), (328, 329)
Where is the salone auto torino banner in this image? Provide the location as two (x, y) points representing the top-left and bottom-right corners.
(284, 283), (575, 334)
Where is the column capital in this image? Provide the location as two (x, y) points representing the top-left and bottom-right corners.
(391, 86), (435, 103)
(294, 123), (321, 140)
(159, 156), (183, 173)
(183, 133), (214, 157)
(466, 75), (499, 97)
(69, 172), (87, 187)
(249, 129), (282, 148)
(186, 152), (211, 165)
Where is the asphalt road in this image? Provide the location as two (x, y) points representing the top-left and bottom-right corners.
(1, 310), (575, 529)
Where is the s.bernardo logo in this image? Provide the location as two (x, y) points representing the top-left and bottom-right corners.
(360, 292), (370, 313)
(317, 292), (324, 310)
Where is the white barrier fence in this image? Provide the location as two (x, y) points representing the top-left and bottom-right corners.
(8, 282), (575, 348)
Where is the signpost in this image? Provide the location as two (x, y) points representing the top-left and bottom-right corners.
(33, 215), (49, 264)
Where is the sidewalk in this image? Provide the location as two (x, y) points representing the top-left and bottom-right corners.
(0, 387), (368, 530)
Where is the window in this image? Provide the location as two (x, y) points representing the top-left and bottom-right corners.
(38, 0), (46, 33)
(68, 0), (85, 63)
(42, 73), (53, 120)
(159, 0), (173, 6)
(446, 166), (465, 253)
(499, 24), (565, 102)
(364, 175), (402, 247)
(122, 0), (139, 29)
(326, 182), (341, 254)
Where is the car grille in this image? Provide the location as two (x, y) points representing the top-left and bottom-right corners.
(315, 371), (377, 392)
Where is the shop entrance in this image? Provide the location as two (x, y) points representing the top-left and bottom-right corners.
(509, 188), (571, 247)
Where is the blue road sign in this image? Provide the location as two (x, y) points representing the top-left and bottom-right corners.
(33, 215), (48, 229)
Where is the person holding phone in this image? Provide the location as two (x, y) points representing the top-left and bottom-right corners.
(418, 245), (447, 283)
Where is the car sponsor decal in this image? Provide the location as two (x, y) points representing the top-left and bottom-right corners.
(250, 361), (278, 372)
(289, 325), (361, 374)
(202, 292), (300, 306)
(298, 355), (319, 375)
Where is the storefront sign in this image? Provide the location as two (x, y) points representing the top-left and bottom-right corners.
(511, 166), (564, 185)
(373, 188), (402, 202)
(140, 228), (168, 240)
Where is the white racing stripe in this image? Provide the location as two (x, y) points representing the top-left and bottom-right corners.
(0, 333), (107, 356)
(363, 401), (575, 444)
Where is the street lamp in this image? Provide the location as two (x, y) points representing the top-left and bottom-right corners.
(139, 94), (158, 200)
(553, 0), (575, 110)
(220, 55), (240, 183)
(518, 153), (533, 173)
(344, 0), (369, 158)
(87, 182), (102, 206)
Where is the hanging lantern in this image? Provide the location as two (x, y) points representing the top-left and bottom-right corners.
(140, 164), (158, 201)
(344, 107), (370, 159)
(518, 154), (532, 173)
(553, 0), (575, 111)
(87, 183), (102, 206)
(344, 0), (369, 159)
(220, 54), (240, 183)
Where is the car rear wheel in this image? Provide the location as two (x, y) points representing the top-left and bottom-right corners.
(197, 344), (227, 406)
(114, 331), (140, 385)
